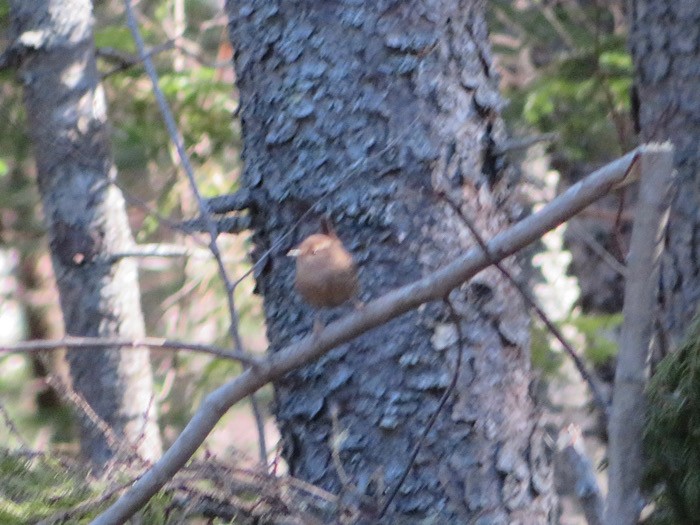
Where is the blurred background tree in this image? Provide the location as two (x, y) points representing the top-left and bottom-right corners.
(0, 0), (270, 460)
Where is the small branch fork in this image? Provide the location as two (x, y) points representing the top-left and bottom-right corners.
(91, 145), (651, 525)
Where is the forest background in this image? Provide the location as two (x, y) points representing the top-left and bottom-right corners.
(0, 0), (693, 524)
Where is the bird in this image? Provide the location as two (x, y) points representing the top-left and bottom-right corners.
(287, 222), (359, 312)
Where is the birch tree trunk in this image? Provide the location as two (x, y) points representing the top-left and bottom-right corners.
(227, 0), (554, 521)
(9, 0), (162, 465)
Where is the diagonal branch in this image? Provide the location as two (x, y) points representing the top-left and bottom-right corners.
(91, 146), (648, 525)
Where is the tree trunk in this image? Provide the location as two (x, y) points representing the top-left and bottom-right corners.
(227, 0), (554, 521)
(10, 0), (162, 465)
(629, 1), (700, 349)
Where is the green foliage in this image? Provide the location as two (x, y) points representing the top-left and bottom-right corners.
(644, 314), (700, 524)
(490, 1), (634, 163)
(0, 449), (178, 523)
(568, 312), (622, 365)
(518, 38), (633, 161)
(158, 68), (238, 160)
(531, 313), (621, 375)
(0, 451), (94, 523)
(530, 322), (564, 375)
(94, 26), (136, 53)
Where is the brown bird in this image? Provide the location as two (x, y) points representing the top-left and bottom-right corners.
(287, 226), (359, 310)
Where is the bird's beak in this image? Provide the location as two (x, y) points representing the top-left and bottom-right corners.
(287, 248), (301, 257)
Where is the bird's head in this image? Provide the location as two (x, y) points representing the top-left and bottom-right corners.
(287, 234), (336, 259)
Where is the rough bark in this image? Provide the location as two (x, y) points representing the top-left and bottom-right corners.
(227, 0), (554, 521)
(10, 0), (162, 464)
(628, 0), (700, 349)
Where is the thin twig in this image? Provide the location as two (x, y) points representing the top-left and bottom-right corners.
(0, 401), (29, 448)
(123, 0), (267, 464)
(497, 132), (559, 154)
(108, 243), (221, 262)
(45, 375), (120, 453)
(566, 221), (627, 277)
(379, 297), (464, 518)
(122, 0), (246, 361)
(438, 191), (611, 417)
(98, 38), (177, 77)
(1, 336), (261, 366)
(113, 179), (208, 239)
(178, 214), (252, 235)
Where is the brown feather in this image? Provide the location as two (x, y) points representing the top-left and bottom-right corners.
(288, 233), (358, 308)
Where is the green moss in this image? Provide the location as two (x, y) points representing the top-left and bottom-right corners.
(0, 450), (176, 523)
(0, 451), (92, 523)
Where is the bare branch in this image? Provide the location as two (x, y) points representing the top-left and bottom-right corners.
(108, 243), (216, 261)
(1, 336), (261, 366)
(605, 142), (675, 525)
(178, 215), (252, 235)
(205, 189), (255, 214)
(91, 145), (646, 525)
(123, 0), (267, 463)
(97, 26), (231, 78)
(97, 39), (176, 77)
(45, 376), (121, 456)
(438, 191), (611, 416)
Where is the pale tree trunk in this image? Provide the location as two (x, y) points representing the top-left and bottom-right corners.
(9, 0), (162, 465)
(604, 1), (700, 523)
(629, 0), (700, 349)
(227, 0), (555, 521)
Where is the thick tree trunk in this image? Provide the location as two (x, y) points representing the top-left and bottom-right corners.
(227, 0), (554, 521)
(10, 0), (162, 465)
(629, 1), (700, 349)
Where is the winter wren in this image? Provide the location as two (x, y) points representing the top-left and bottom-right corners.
(287, 230), (358, 309)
